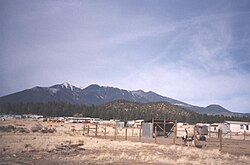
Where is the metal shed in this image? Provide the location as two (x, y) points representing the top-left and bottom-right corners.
(142, 123), (153, 137)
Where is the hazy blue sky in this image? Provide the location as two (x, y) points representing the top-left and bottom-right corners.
(1, 0), (250, 113)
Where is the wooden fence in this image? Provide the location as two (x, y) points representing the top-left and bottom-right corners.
(80, 123), (250, 153)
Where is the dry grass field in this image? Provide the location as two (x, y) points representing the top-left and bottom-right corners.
(0, 119), (250, 165)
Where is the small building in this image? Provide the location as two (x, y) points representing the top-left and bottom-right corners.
(116, 121), (125, 128)
(64, 117), (92, 123)
(210, 123), (220, 132)
(30, 115), (43, 119)
(2, 115), (14, 120)
(225, 121), (250, 133)
(142, 119), (175, 138)
(91, 118), (102, 124)
(14, 115), (22, 119)
(210, 123), (230, 134)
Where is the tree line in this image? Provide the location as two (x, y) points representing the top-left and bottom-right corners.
(0, 102), (250, 124)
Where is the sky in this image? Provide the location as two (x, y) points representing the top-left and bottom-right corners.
(1, 0), (250, 113)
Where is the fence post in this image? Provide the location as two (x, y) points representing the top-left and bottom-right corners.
(209, 126), (211, 138)
(125, 127), (127, 140)
(71, 126), (76, 134)
(194, 129), (198, 146)
(219, 130), (222, 151)
(175, 120), (177, 142)
(173, 121), (177, 144)
(132, 127), (134, 137)
(244, 131), (246, 140)
(114, 126), (117, 140)
(139, 127), (142, 142)
(104, 125), (107, 139)
(95, 125), (98, 137)
(87, 125), (90, 136)
(82, 125), (85, 135)
(164, 118), (166, 137)
(154, 126), (157, 144)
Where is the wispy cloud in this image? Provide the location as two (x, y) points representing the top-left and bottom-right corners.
(1, 0), (250, 113)
(116, 8), (250, 113)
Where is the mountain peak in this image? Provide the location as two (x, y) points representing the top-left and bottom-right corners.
(205, 104), (230, 113)
(49, 82), (74, 91)
(62, 82), (72, 88)
(58, 82), (73, 91)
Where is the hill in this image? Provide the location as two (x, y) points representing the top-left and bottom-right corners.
(99, 100), (193, 121)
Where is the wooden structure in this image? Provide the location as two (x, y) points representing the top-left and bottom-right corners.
(82, 124), (98, 137)
(152, 118), (176, 137)
(219, 129), (222, 151)
(142, 118), (176, 139)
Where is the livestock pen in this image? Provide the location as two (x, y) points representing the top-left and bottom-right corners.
(80, 121), (250, 156)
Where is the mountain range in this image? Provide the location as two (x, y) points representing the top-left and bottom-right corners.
(0, 82), (247, 116)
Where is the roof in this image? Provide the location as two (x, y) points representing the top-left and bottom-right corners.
(211, 123), (221, 126)
(225, 121), (250, 125)
(196, 123), (210, 126)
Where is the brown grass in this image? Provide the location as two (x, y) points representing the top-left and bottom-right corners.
(0, 119), (249, 165)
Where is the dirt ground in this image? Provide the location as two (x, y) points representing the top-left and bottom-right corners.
(0, 119), (250, 165)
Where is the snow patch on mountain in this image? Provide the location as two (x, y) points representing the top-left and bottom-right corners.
(49, 88), (60, 94)
(131, 90), (146, 98)
(62, 82), (73, 91)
